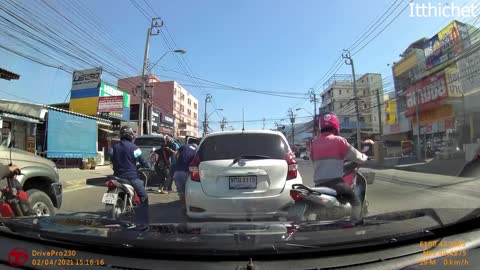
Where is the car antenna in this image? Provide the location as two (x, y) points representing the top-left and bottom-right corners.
(242, 108), (245, 133)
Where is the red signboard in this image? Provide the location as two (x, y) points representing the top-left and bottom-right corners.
(405, 72), (448, 116)
(98, 96), (123, 112)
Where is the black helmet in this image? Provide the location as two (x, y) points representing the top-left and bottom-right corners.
(120, 126), (135, 141)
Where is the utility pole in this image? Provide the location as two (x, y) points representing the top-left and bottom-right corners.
(343, 49), (361, 149)
(139, 18), (162, 136)
(288, 108), (296, 145)
(220, 117), (227, 131)
(415, 89), (422, 159)
(203, 94), (212, 137)
(262, 118), (266, 130)
(309, 88), (318, 136)
(376, 89), (383, 139)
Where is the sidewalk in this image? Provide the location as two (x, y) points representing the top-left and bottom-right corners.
(365, 157), (467, 176)
(59, 166), (113, 190)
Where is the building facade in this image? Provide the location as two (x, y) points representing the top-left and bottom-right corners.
(320, 73), (384, 142)
(118, 75), (199, 137)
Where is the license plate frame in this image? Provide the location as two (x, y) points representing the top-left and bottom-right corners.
(229, 176), (257, 190)
(102, 193), (118, 205)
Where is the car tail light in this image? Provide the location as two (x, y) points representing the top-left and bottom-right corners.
(106, 180), (116, 190)
(189, 155), (201, 182)
(290, 189), (304, 201)
(286, 152), (298, 180)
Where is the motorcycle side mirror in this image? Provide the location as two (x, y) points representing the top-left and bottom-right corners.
(361, 146), (370, 153)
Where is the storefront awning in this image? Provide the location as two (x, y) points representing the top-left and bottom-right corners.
(0, 112), (42, 124)
(99, 128), (114, 133)
(0, 99), (47, 121)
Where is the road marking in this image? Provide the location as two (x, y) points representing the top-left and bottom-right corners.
(63, 185), (98, 193)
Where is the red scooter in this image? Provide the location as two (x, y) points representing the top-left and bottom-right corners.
(0, 168), (32, 218)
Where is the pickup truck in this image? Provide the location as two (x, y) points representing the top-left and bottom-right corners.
(0, 133), (62, 216)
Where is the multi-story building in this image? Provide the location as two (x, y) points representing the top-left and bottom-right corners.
(118, 75), (199, 137)
(389, 20), (479, 159)
(320, 73), (384, 141)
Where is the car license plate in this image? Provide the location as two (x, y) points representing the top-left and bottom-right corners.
(229, 176), (257, 189)
(102, 193), (118, 205)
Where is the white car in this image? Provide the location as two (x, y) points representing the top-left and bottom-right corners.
(185, 130), (303, 220)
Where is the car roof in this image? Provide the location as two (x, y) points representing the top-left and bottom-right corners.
(136, 135), (165, 139)
(204, 130), (286, 138)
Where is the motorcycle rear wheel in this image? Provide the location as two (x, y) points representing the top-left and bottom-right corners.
(106, 197), (124, 220)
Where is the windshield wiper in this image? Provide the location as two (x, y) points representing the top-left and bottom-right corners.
(232, 155), (271, 165)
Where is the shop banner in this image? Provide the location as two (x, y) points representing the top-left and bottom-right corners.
(405, 72), (448, 116)
(71, 68), (102, 91)
(98, 96), (124, 112)
(423, 21), (469, 70)
(99, 107), (130, 121)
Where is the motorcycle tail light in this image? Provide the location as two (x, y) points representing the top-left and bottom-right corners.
(17, 190), (28, 202)
(290, 189), (304, 201)
(0, 202), (14, 217)
(133, 192), (140, 205)
(106, 180), (116, 190)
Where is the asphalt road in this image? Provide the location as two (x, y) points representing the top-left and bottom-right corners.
(59, 159), (480, 223)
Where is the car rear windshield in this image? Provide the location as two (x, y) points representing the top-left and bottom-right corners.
(134, 138), (165, 147)
(198, 133), (288, 161)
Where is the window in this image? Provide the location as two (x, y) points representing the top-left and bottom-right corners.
(181, 93), (185, 100)
(188, 109), (191, 116)
(194, 112), (197, 118)
(339, 89), (342, 95)
(188, 98), (191, 105)
(180, 105), (185, 112)
(359, 116), (365, 122)
(187, 120), (191, 125)
(340, 103), (343, 108)
(363, 90), (366, 95)
(197, 134), (288, 161)
(194, 103), (197, 109)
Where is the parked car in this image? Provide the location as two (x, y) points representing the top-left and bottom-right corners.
(0, 132), (62, 216)
(186, 130), (303, 220)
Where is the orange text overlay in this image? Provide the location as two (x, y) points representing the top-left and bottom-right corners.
(419, 241), (469, 267)
(31, 249), (106, 267)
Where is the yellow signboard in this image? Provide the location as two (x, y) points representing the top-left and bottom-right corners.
(385, 99), (397, 125)
(445, 64), (463, 97)
(69, 97), (99, 116)
(393, 53), (417, 77)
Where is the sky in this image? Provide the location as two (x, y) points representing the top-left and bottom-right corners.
(0, 0), (477, 131)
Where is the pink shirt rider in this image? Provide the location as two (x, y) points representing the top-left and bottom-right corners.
(310, 132), (367, 186)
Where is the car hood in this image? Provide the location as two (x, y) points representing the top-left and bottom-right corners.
(0, 146), (55, 168)
(1, 208), (479, 257)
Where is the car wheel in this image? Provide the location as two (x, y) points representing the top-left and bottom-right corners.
(27, 189), (56, 217)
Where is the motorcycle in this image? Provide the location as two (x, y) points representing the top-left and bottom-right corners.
(102, 168), (151, 220)
(0, 168), (32, 218)
(287, 160), (370, 222)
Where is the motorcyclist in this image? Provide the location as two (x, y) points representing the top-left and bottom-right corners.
(110, 126), (151, 225)
(310, 112), (368, 221)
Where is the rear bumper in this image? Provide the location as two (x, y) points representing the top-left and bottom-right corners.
(186, 177), (303, 220)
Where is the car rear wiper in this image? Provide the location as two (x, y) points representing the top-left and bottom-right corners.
(232, 155), (271, 165)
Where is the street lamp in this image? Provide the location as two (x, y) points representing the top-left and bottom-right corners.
(145, 49), (187, 135)
(148, 49), (187, 73)
(207, 108), (223, 120)
(296, 108), (313, 117)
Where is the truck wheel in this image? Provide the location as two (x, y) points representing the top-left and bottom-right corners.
(27, 189), (56, 217)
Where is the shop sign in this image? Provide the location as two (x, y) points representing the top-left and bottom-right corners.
(458, 49), (480, 95)
(160, 113), (174, 125)
(99, 107), (130, 121)
(98, 96), (124, 112)
(71, 68), (102, 90)
(99, 82), (130, 108)
(445, 64), (463, 97)
(412, 105), (453, 125)
(423, 21), (469, 70)
(405, 72), (448, 116)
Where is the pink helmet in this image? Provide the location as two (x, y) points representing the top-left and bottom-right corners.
(319, 112), (340, 135)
